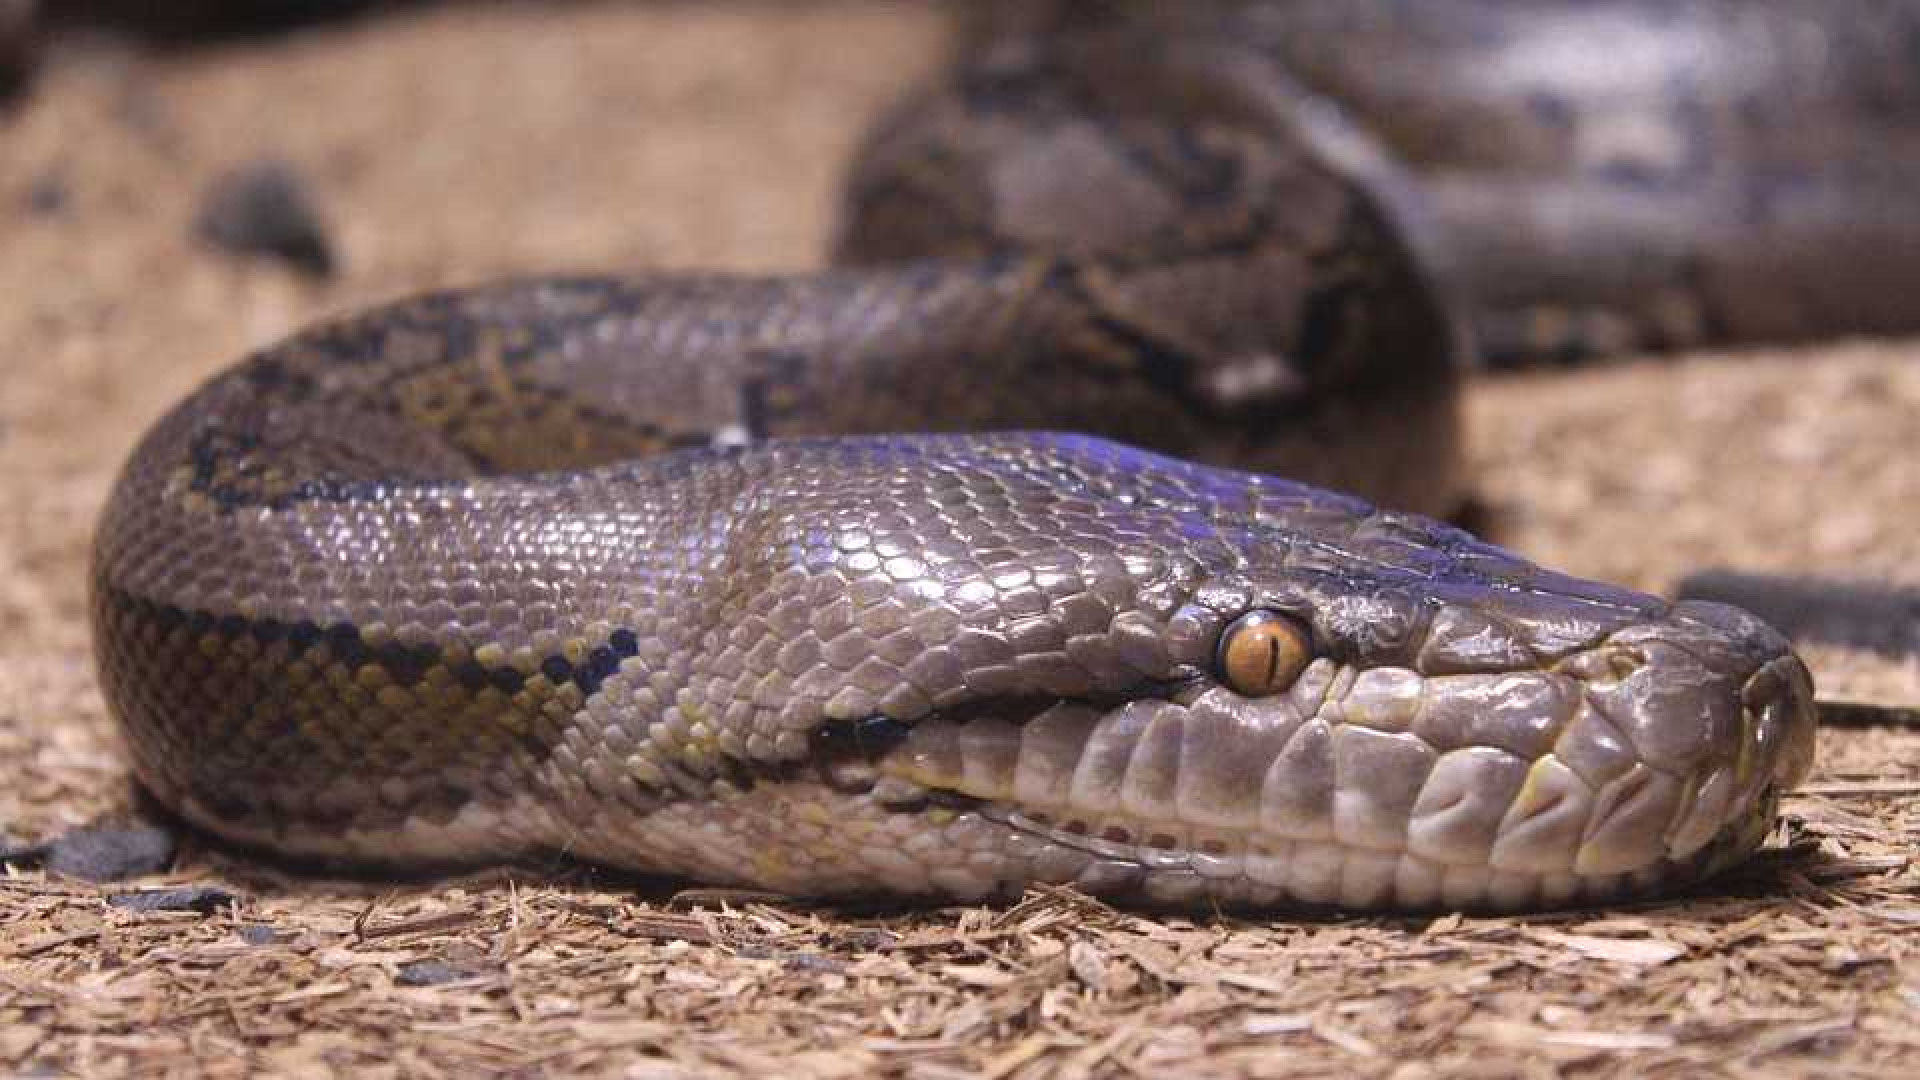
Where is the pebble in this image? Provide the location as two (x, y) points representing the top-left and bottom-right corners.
(194, 159), (337, 278)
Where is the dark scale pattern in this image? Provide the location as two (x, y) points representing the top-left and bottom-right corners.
(87, 4), (1843, 909)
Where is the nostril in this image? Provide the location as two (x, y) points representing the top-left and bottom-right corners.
(1607, 647), (1644, 680)
(1742, 664), (1783, 710)
(1742, 655), (1817, 789)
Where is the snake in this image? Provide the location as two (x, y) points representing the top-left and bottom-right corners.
(101, 0), (1920, 912)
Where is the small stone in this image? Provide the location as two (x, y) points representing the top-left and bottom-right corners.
(25, 170), (66, 217)
(107, 885), (238, 915)
(237, 924), (284, 946)
(396, 959), (478, 986)
(782, 951), (845, 974)
(194, 159), (336, 278)
(43, 823), (177, 882)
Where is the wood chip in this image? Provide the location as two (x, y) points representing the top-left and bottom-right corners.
(1529, 931), (1688, 966)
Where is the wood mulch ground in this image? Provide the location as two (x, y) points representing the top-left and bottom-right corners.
(1, 4), (1915, 1077)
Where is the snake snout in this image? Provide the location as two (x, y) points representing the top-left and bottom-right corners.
(1568, 598), (1816, 878)
(1664, 598), (1816, 790)
(1741, 652), (1817, 791)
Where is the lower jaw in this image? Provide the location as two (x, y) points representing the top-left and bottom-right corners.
(505, 773), (1774, 911)
(964, 800), (1771, 913)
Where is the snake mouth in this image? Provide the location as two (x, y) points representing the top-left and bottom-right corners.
(815, 642), (1815, 911)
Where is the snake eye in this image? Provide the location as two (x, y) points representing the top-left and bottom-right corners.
(1217, 610), (1312, 697)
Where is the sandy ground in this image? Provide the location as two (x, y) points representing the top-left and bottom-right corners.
(2, 4), (1917, 1077)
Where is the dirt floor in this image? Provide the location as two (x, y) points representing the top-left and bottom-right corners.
(2, 3), (1917, 1077)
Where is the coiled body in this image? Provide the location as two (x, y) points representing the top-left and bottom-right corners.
(93, 1), (1890, 910)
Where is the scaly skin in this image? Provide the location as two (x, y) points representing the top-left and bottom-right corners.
(87, 5), (1839, 910)
(91, 295), (1815, 908)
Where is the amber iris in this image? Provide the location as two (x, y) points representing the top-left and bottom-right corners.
(1218, 610), (1312, 697)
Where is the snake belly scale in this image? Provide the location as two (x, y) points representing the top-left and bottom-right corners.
(89, 4), (1837, 912)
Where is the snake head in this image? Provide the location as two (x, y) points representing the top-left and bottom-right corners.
(624, 434), (1814, 911)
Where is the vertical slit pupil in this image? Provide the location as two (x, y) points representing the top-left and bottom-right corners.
(1220, 610), (1310, 696)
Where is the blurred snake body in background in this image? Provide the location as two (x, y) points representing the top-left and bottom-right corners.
(97, 0), (1920, 911)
